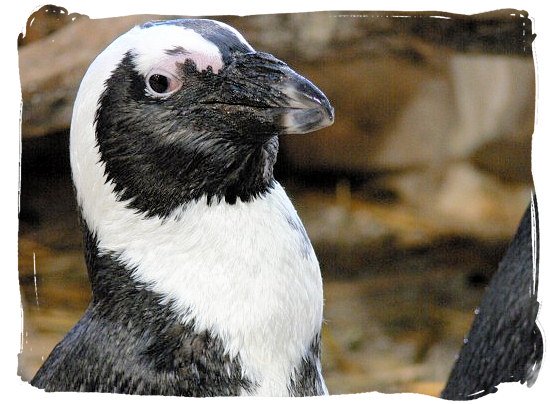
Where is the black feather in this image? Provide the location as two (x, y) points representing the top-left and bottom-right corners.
(94, 52), (279, 219)
(441, 197), (542, 400)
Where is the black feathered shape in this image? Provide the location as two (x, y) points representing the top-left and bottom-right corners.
(441, 196), (542, 400)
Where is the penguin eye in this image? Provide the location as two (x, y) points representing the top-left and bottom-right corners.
(145, 70), (182, 97)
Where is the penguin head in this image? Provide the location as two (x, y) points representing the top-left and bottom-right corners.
(71, 19), (334, 220)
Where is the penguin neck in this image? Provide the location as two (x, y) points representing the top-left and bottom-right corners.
(94, 124), (280, 218)
(182, 136), (279, 206)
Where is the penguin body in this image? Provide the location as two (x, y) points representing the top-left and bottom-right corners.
(31, 19), (333, 396)
(441, 196), (542, 399)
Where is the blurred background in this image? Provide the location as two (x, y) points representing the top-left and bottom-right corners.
(17, 5), (535, 396)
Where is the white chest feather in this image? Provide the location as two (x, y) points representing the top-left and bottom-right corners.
(104, 186), (323, 396)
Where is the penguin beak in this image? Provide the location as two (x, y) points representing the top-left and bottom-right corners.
(211, 51), (334, 135)
(277, 65), (335, 134)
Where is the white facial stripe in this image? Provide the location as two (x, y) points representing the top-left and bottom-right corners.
(70, 31), (132, 234)
(131, 24), (225, 75)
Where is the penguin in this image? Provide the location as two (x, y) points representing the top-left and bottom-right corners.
(441, 194), (542, 399)
(30, 19), (334, 397)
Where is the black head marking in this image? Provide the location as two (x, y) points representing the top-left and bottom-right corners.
(165, 46), (190, 56)
(94, 51), (278, 219)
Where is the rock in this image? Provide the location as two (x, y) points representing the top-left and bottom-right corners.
(383, 162), (531, 239)
(471, 137), (532, 183)
(225, 10), (533, 60)
(447, 54), (535, 161)
(18, 237), (54, 279)
(282, 53), (534, 174)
